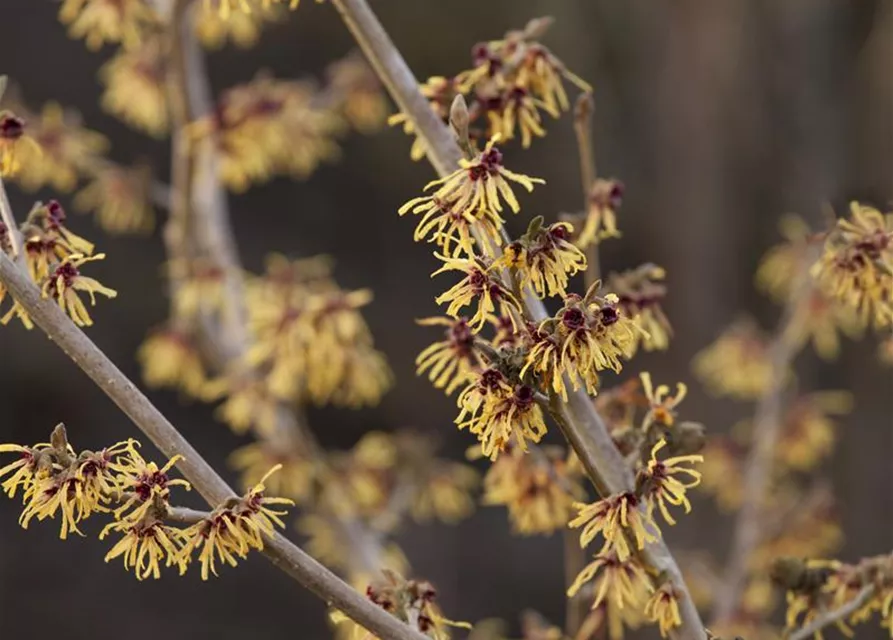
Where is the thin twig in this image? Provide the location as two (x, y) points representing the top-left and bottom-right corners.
(329, 2), (706, 638)
(712, 246), (820, 623)
(0, 250), (427, 640)
(787, 585), (876, 640)
(0, 177), (24, 266)
(573, 93), (600, 287)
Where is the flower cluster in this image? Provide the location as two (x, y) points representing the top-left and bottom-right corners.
(775, 554), (893, 639)
(190, 73), (369, 192)
(0, 200), (116, 328)
(0, 425), (292, 581)
(100, 38), (169, 137)
(481, 443), (582, 535)
(391, 17), (591, 155)
(522, 287), (641, 400)
(606, 264), (673, 354)
(811, 202), (893, 329)
(0, 107), (39, 178)
(693, 318), (778, 400)
(400, 136), (545, 258)
(332, 570), (469, 640)
(497, 217), (587, 298)
(576, 178), (624, 249)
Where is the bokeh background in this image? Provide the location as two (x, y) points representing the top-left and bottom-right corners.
(0, 1), (891, 638)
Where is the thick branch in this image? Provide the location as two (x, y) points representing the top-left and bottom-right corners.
(788, 586), (876, 640)
(329, 1), (706, 638)
(0, 251), (426, 640)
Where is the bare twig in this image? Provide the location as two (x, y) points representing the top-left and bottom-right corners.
(712, 246), (820, 623)
(573, 93), (600, 287)
(0, 250), (426, 640)
(787, 585), (876, 640)
(329, 1), (706, 638)
(0, 177), (24, 266)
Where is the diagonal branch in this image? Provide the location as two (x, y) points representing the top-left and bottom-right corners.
(711, 246), (820, 624)
(328, 1), (706, 638)
(0, 249), (426, 640)
(787, 585), (876, 640)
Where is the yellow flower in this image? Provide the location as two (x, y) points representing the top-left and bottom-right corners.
(773, 391), (852, 472)
(811, 202), (893, 329)
(9, 102), (108, 193)
(417, 136), (544, 221)
(196, 1), (282, 49)
(577, 179), (624, 249)
(74, 164), (155, 234)
(168, 257), (226, 320)
(607, 264), (672, 353)
(0, 442), (53, 498)
(205, 0), (300, 19)
(15, 437), (133, 539)
(41, 253), (117, 327)
(569, 492), (659, 562)
(644, 582), (683, 638)
(138, 327), (210, 398)
(211, 376), (281, 435)
(522, 291), (640, 400)
(637, 439), (702, 526)
(482, 444), (582, 535)
(333, 570), (468, 640)
(456, 370), (547, 460)
(567, 549), (651, 611)
(100, 39), (169, 137)
(229, 442), (315, 503)
(111, 445), (191, 523)
(389, 76), (456, 161)
(693, 319), (776, 400)
(498, 220), (586, 299)
(639, 372), (687, 431)
(192, 76), (341, 192)
(101, 516), (191, 580)
(756, 214), (815, 302)
(327, 52), (388, 135)
(182, 465), (294, 580)
(0, 110), (40, 178)
(697, 437), (743, 512)
(399, 195), (503, 259)
(411, 461), (479, 525)
(433, 254), (521, 332)
(58, 0), (159, 50)
(788, 289), (862, 360)
(415, 317), (482, 395)
(484, 87), (554, 149)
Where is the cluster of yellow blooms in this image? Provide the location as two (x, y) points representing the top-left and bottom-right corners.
(390, 17), (591, 158)
(0, 425), (291, 581)
(774, 554), (893, 639)
(0, 197), (116, 328)
(332, 570), (470, 640)
(139, 253), (392, 432)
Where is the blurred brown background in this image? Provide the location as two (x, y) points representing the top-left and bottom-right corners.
(0, 0), (891, 638)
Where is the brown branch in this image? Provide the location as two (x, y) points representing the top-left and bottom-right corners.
(0, 177), (24, 267)
(712, 247), (820, 623)
(0, 250), (427, 640)
(329, 2), (706, 638)
(573, 93), (600, 287)
(165, 505), (212, 524)
(164, 0), (392, 576)
(787, 585), (876, 640)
